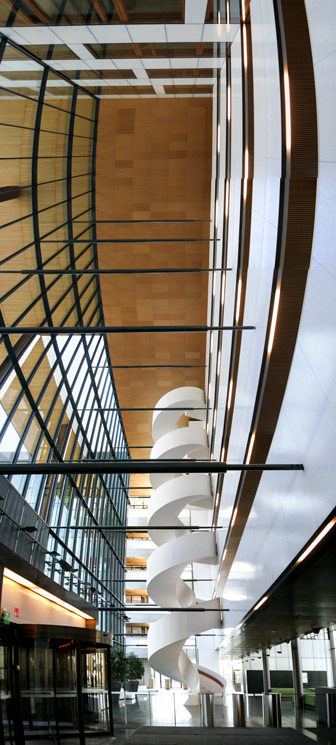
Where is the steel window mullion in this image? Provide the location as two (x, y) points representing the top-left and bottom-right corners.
(0, 120), (93, 140)
(0, 206), (92, 268)
(0, 234), (94, 308)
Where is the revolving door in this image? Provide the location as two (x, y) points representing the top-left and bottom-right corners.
(1, 624), (113, 744)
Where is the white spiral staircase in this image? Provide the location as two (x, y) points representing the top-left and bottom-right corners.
(147, 386), (226, 693)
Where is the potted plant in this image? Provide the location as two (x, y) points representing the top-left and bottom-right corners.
(110, 647), (129, 692)
(125, 653), (145, 692)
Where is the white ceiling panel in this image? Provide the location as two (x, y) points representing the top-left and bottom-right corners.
(142, 58), (171, 69)
(130, 79), (154, 86)
(165, 24), (203, 42)
(169, 58), (199, 68)
(74, 78), (108, 86)
(195, 77), (215, 84)
(52, 25), (97, 43)
(185, 0), (208, 24)
(112, 59), (144, 69)
(46, 60), (91, 70)
(0, 60), (42, 71)
(90, 25), (131, 43)
(152, 83), (165, 95)
(44, 79), (73, 87)
(43, 60), (91, 70)
(126, 24), (166, 43)
(5, 26), (60, 44)
(202, 23), (239, 42)
(0, 27), (28, 43)
(66, 43), (94, 59)
(198, 58), (225, 68)
(133, 69), (149, 79)
(85, 59), (117, 70)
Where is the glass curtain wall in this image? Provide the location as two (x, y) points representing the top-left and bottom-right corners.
(0, 34), (129, 640)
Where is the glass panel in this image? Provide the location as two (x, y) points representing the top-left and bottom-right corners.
(45, 71), (74, 109)
(81, 647), (109, 733)
(20, 640), (56, 738)
(0, 124), (34, 160)
(0, 641), (15, 744)
(75, 95), (96, 121)
(54, 640), (79, 735)
(40, 103), (70, 135)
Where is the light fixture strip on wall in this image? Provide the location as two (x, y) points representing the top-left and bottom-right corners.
(297, 519), (336, 563)
(242, 24), (248, 69)
(217, 349), (221, 376)
(284, 70), (291, 154)
(231, 506), (238, 527)
(245, 432), (255, 464)
(221, 273), (226, 306)
(267, 287), (281, 353)
(227, 379), (233, 410)
(225, 180), (230, 218)
(253, 595), (268, 611)
(3, 568), (94, 621)
(235, 278), (242, 322)
(243, 148), (249, 200)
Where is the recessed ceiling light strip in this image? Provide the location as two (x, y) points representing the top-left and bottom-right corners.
(209, 57), (231, 463)
(206, 68), (223, 435)
(212, 10), (254, 533)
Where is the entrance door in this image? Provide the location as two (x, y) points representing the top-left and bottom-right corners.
(20, 638), (57, 740)
(80, 646), (112, 736)
(54, 639), (80, 740)
(0, 641), (14, 744)
(0, 633), (24, 745)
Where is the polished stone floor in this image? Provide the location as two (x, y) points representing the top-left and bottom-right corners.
(18, 691), (336, 745)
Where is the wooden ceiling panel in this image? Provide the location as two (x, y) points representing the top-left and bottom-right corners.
(96, 98), (212, 457)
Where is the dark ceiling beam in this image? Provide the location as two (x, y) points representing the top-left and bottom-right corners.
(49, 525), (221, 531)
(1, 267), (231, 276)
(91, 0), (108, 22)
(21, 0), (51, 23)
(76, 407), (209, 412)
(112, 0), (128, 22)
(42, 238), (219, 244)
(0, 324), (254, 335)
(74, 219), (211, 223)
(0, 186), (21, 203)
(2, 0), (31, 22)
(100, 606), (229, 612)
(0, 461), (304, 476)
(91, 364), (206, 369)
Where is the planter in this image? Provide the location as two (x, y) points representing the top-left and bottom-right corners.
(125, 681), (139, 692)
(111, 682), (122, 693)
